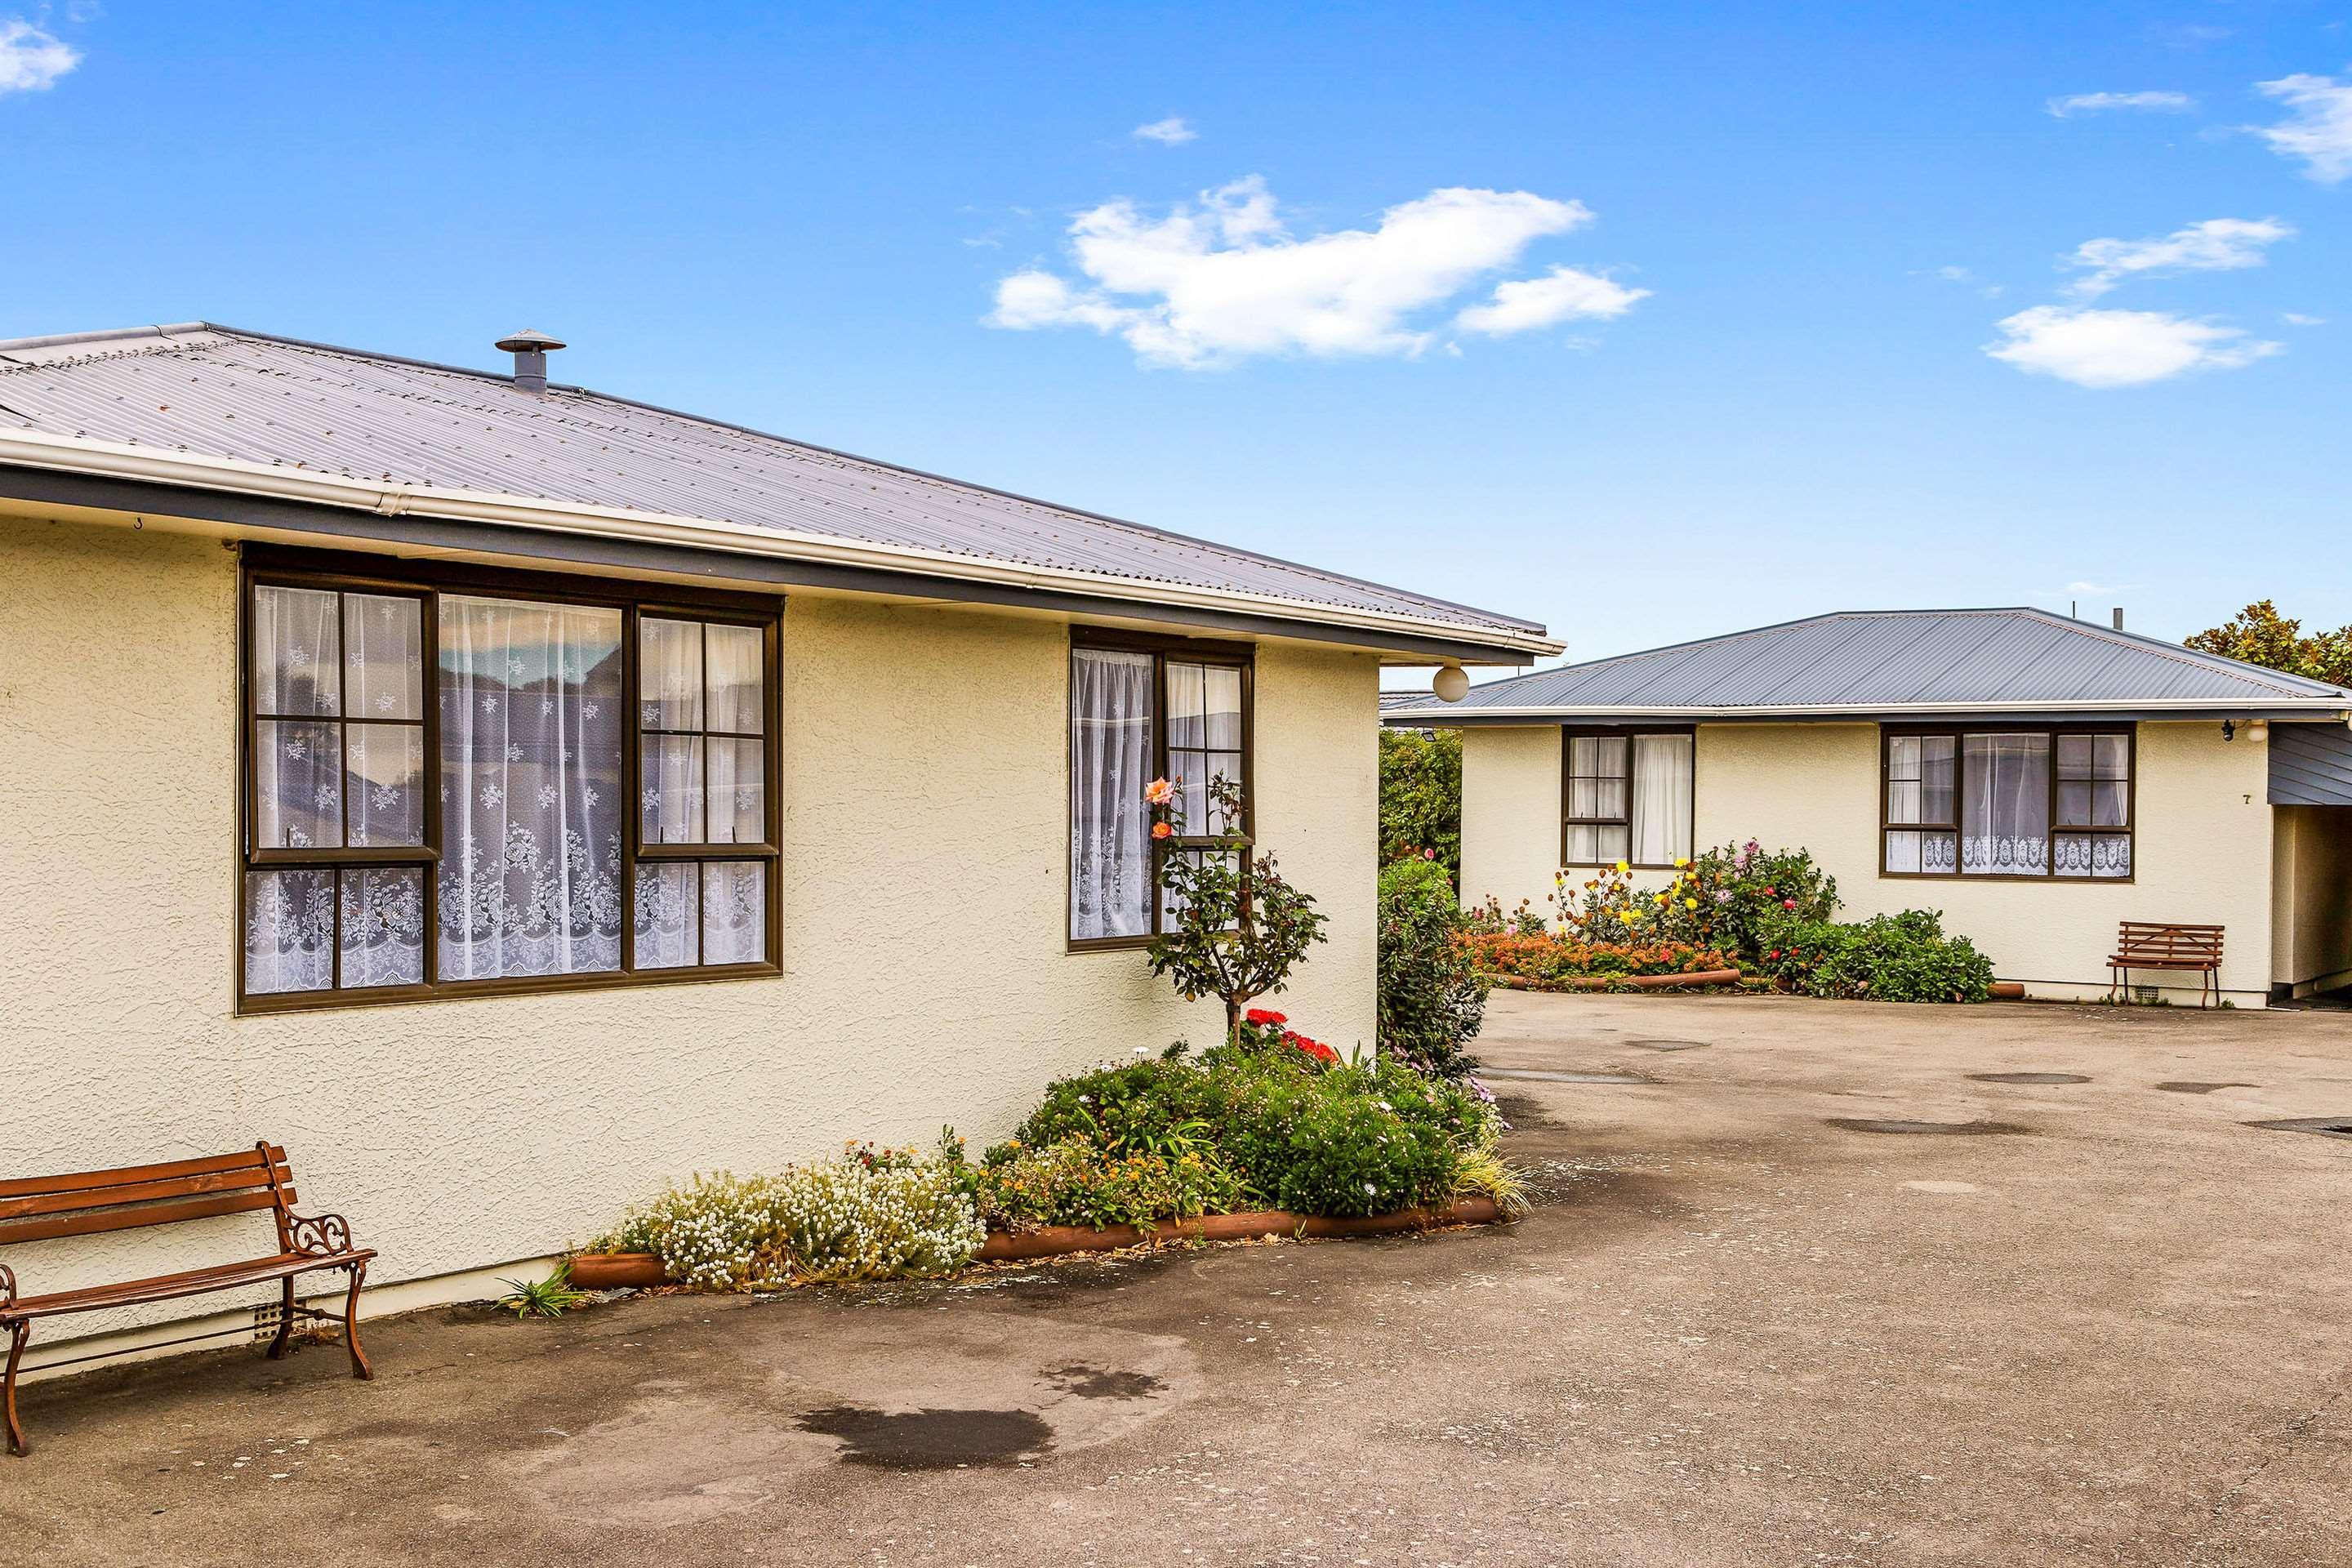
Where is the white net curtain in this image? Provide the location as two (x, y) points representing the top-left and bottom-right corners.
(1068, 648), (1154, 941)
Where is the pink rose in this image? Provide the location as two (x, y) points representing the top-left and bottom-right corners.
(1782, 898), (1796, 910)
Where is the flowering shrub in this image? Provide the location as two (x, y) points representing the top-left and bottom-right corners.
(1376, 857), (1488, 1080)
(1464, 894), (1548, 938)
(1548, 841), (1836, 959)
(1147, 774), (1329, 1045)
(1468, 930), (1736, 987)
(593, 1142), (984, 1289)
(1238, 1007), (1339, 1067)
(1755, 908), (1995, 1003)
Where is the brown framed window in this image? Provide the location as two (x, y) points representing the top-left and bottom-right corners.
(1561, 728), (1693, 868)
(238, 549), (782, 1012)
(1881, 725), (2132, 880)
(1067, 631), (1252, 948)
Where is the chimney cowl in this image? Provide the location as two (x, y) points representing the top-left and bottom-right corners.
(495, 329), (566, 393)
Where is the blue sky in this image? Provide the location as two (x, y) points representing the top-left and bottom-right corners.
(3, 3), (2345, 683)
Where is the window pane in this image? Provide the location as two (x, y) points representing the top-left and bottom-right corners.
(2055, 833), (2131, 879)
(1961, 733), (2049, 875)
(640, 617), (703, 731)
(2056, 778), (2093, 828)
(1885, 828), (1922, 873)
(1204, 666), (1243, 750)
(339, 866), (424, 988)
(1203, 750), (1243, 831)
(2056, 733), (2092, 777)
(1570, 735), (1628, 780)
(1592, 778), (1628, 820)
(1570, 777), (1600, 817)
(1923, 831), (1957, 873)
(1888, 777), (1922, 823)
(1596, 824), (1630, 864)
(702, 861), (766, 964)
(704, 623), (764, 733)
(1921, 737), (1956, 822)
(706, 737), (764, 844)
(344, 594), (422, 720)
(2092, 779), (2128, 826)
(1631, 733), (1692, 863)
(1566, 822), (1599, 863)
(641, 733), (706, 844)
(2093, 734), (2128, 780)
(345, 723), (424, 847)
(634, 861), (700, 969)
(1166, 660), (1207, 748)
(256, 719), (343, 849)
(436, 595), (624, 980)
(244, 868), (336, 995)
(1888, 735), (1920, 781)
(1070, 648), (1153, 940)
(252, 585), (341, 716)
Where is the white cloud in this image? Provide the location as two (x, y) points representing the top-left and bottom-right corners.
(988, 176), (1633, 367)
(2252, 71), (2352, 182)
(1984, 305), (2282, 388)
(1454, 265), (1648, 334)
(0, 20), (78, 94)
(2046, 90), (2195, 117)
(1132, 116), (1196, 145)
(2283, 312), (2326, 326)
(2065, 216), (2294, 297)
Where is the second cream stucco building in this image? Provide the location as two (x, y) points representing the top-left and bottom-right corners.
(1387, 608), (2352, 1007)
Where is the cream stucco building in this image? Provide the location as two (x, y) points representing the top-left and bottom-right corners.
(1388, 609), (2352, 1008)
(0, 323), (1558, 1374)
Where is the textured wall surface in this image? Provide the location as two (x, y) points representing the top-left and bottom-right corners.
(0, 519), (1379, 1337)
(2270, 805), (2352, 993)
(1455, 719), (2275, 1002)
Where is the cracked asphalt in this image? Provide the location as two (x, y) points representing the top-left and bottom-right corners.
(7, 991), (2350, 1566)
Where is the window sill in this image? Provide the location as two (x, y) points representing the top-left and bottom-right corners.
(1067, 935), (1157, 954)
(236, 961), (784, 1017)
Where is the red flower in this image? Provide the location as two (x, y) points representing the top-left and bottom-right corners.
(1245, 1008), (1287, 1026)
(1767, 949), (1780, 960)
(1781, 898), (1797, 910)
(1423, 849), (1436, 860)
(1763, 886), (1776, 896)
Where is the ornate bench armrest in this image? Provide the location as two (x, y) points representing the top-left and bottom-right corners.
(0, 1262), (16, 1307)
(286, 1212), (357, 1256)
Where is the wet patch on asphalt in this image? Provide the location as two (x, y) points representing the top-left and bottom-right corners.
(1968, 1072), (2091, 1085)
(794, 1405), (1055, 1469)
(1624, 1038), (1707, 1051)
(1043, 1365), (1165, 1400)
(2158, 1081), (2256, 1094)
(1490, 1093), (1569, 1130)
(1824, 1117), (2030, 1135)
(2245, 1117), (2352, 1140)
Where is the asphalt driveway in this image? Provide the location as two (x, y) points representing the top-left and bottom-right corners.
(10, 991), (2352, 1566)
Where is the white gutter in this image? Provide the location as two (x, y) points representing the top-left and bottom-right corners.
(0, 427), (1565, 659)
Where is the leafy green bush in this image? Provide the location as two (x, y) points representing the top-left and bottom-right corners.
(976, 1142), (1244, 1232)
(1379, 727), (1463, 879)
(1757, 908), (1995, 1003)
(591, 1144), (985, 1289)
(1376, 857), (1490, 1080)
(1554, 840), (1838, 959)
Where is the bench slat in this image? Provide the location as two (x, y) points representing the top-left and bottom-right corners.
(0, 1164), (292, 1224)
(3, 1246), (374, 1321)
(0, 1188), (285, 1247)
(0, 1146), (286, 1203)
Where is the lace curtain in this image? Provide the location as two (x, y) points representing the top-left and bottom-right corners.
(1070, 648), (1154, 940)
(436, 595), (626, 979)
(1961, 732), (2050, 875)
(1630, 733), (1693, 865)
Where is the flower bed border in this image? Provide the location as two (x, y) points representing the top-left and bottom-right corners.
(1482, 968), (1742, 993)
(568, 1197), (1506, 1285)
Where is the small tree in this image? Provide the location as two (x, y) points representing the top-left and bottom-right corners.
(1379, 728), (1463, 879)
(2186, 601), (2352, 686)
(1145, 774), (1328, 1046)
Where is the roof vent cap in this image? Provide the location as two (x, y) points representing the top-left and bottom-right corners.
(494, 329), (566, 393)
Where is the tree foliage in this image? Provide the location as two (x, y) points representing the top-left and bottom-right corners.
(2185, 601), (2352, 686)
(1379, 727), (1463, 878)
(1375, 857), (1488, 1080)
(1147, 775), (1329, 1046)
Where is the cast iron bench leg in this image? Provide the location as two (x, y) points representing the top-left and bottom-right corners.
(266, 1275), (296, 1360)
(343, 1263), (374, 1381)
(5, 1321), (28, 1457)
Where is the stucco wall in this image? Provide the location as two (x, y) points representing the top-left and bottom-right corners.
(0, 519), (1379, 1335)
(2270, 805), (2352, 995)
(1455, 719), (2274, 1002)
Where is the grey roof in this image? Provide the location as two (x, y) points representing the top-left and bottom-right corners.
(1385, 608), (2352, 722)
(0, 322), (1547, 648)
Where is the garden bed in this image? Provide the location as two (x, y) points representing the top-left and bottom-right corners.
(1483, 968), (1743, 992)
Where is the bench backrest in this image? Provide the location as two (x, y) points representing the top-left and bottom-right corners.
(0, 1144), (295, 1249)
(2115, 922), (2225, 962)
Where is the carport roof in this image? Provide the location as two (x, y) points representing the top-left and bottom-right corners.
(1383, 608), (2352, 724)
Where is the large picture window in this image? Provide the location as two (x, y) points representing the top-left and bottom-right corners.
(239, 551), (781, 1010)
(1068, 634), (1251, 947)
(1561, 728), (1693, 868)
(1881, 726), (2132, 880)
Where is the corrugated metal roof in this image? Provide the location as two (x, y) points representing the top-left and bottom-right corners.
(1385, 608), (2352, 719)
(0, 322), (1545, 644)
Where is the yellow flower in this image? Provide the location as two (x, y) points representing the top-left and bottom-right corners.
(1674, 857), (1689, 868)
(1615, 859), (1629, 873)
(1685, 898), (1699, 910)
(1652, 892), (1668, 904)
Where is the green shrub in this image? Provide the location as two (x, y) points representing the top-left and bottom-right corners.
(1013, 1058), (1232, 1155)
(976, 1142), (1245, 1232)
(1376, 858), (1490, 1080)
(1757, 908), (1995, 1003)
(1379, 728), (1463, 879)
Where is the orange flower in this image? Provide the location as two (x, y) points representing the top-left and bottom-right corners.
(1144, 777), (1176, 806)
(1152, 821), (1174, 840)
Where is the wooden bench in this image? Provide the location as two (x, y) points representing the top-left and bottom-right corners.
(0, 1143), (374, 1456)
(2108, 922), (2225, 1009)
